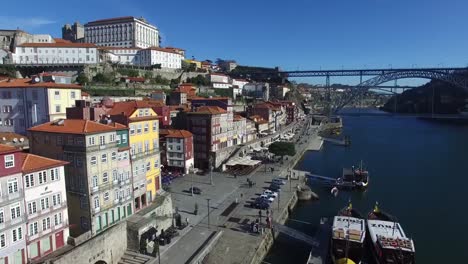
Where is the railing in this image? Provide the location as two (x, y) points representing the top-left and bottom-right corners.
(26, 220), (69, 243)
(27, 203), (68, 221)
(131, 148), (161, 160)
(0, 215), (26, 231)
(0, 188), (24, 205)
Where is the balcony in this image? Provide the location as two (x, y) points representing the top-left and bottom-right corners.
(131, 148), (160, 161)
(28, 203), (68, 221)
(0, 188), (24, 205)
(26, 220), (69, 243)
(91, 186), (99, 193)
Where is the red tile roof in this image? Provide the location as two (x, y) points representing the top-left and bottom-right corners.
(28, 119), (126, 134)
(160, 129), (192, 138)
(0, 78), (81, 89)
(0, 144), (19, 155)
(20, 153), (68, 174)
(53, 38), (72, 43)
(98, 46), (142, 51)
(81, 91), (90, 97)
(193, 106), (227, 115)
(234, 115), (245, 121)
(18, 42), (97, 48)
(107, 101), (152, 116)
(165, 46), (185, 51)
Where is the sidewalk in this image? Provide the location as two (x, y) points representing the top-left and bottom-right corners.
(159, 117), (318, 264)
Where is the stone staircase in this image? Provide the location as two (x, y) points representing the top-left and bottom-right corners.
(118, 250), (155, 264)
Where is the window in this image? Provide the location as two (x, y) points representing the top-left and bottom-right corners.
(12, 227), (23, 242)
(4, 119), (13, 126)
(54, 213), (62, 225)
(136, 124), (142, 134)
(50, 168), (59, 181)
(28, 201), (37, 214)
(129, 125), (135, 135)
(116, 135), (121, 144)
(111, 152), (117, 161)
(10, 203), (20, 219)
(76, 157), (83, 167)
(4, 154), (14, 168)
(92, 176), (98, 188)
(110, 134), (115, 142)
(99, 135), (106, 146)
(94, 196), (100, 209)
(123, 152), (128, 160)
(138, 110), (144, 116)
(40, 198), (49, 210)
(55, 105), (61, 113)
(71, 91), (76, 99)
(152, 121), (158, 132)
(144, 123), (149, 133)
(2, 105), (12, 113)
(54, 91), (60, 100)
(146, 162), (151, 172)
(104, 192), (109, 201)
(144, 141), (150, 153)
(32, 90), (38, 100)
(90, 156), (97, 165)
(29, 222), (38, 236)
(101, 154), (107, 163)
(42, 217), (51, 230)
(52, 193), (61, 206)
(0, 210), (3, 223)
(122, 134), (128, 144)
(25, 174), (34, 187)
(8, 178), (18, 194)
(38, 171), (47, 184)
(88, 136), (96, 146)
(102, 172), (109, 183)
(0, 233), (5, 248)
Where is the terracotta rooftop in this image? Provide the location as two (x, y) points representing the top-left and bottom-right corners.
(0, 78), (81, 89)
(53, 38), (72, 43)
(160, 129), (192, 139)
(234, 115), (245, 121)
(0, 132), (28, 145)
(0, 144), (19, 155)
(28, 119), (126, 134)
(193, 106), (227, 115)
(20, 153), (68, 174)
(18, 42), (97, 48)
(191, 97), (230, 101)
(107, 101), (152, 116)
(98, 46), (142, 51)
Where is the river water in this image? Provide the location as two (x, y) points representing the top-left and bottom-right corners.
(264, 109), (468, 264)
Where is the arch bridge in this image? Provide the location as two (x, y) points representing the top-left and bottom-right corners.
(271, 67), (468, 113)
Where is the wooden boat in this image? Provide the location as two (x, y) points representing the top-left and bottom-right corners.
(330, 201), (365, 264)
(367, 202), (416, 264)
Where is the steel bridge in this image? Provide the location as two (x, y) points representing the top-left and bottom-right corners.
(273, 67), (468, 113)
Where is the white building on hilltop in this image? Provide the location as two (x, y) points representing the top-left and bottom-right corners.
(85, 16), (159, 49)
(12, 40), (98, 65)
(139, 47), (183, 69)
(99, 47), (141, 65)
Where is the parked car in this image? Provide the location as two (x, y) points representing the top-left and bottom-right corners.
(263, 190), (278, 198)
(189, 187), (202, 194)
(272, 178), (286, 185)
(253, 200), (270, 209)
(269, 183), (281, 192)
(260, 194), (274, 203)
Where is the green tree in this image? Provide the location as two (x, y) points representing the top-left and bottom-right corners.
(268, 142), (296, 158)
(76, 73), (89, 85)
(92, 73), (113, 84)
(182, 61), (196, 72)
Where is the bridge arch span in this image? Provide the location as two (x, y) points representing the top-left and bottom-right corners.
(335, 70), (468, 112)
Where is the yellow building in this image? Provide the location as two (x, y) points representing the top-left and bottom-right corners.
(47, 87), (82, 121)
(108, 101), (161, 211)
(184, 59), (202, 69)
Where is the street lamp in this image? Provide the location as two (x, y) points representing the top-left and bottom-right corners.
(206, 198), (211, 229)
(190, 164), (194, 196)
(209, 156), (214, 186)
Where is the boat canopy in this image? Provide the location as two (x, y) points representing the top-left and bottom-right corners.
(332, 216), (365, 243)
(367, 220), (415, 252)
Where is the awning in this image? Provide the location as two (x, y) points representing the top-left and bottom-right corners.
(226, 156), (262, 166)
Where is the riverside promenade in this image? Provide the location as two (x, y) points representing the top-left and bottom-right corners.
(159, 116), (323, 264)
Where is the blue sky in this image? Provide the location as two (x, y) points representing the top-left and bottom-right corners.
(2, 0), (468, 85)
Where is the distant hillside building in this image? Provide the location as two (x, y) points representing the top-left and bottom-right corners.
(85, 16), (160, 49)
(61, 22), (85, 43)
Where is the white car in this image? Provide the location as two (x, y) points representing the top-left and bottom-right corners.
(260, 194), (275, 203)
(263, 190), (278, 198)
